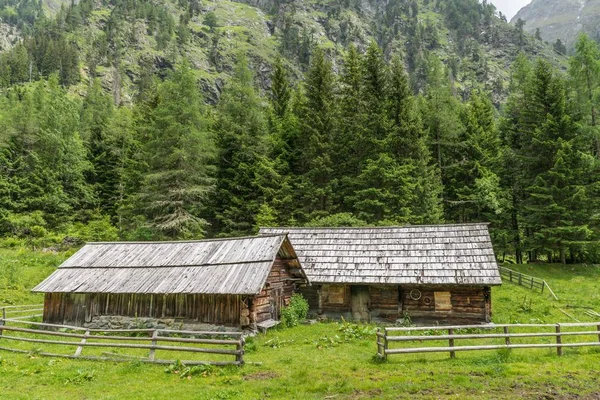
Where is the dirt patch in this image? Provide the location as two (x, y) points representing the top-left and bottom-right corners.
(349, 389), (383, 399)
(243, 372), (279, 381)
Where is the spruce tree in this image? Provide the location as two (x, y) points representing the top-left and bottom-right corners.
(421, 54), (464, 217)
(334, 44), (366, 211)
(137, 60), (214, 239)
(262, 56), (297, 226)
(270, 56), (291, 120)
(213, 55), (268, 236)
(569, 33), (600, 157)
(81, 79), (120, 217)
(1, 77), (92, 228)
(498, 53), (532, 263)
(294, 47), (337, 221)
(524, 141), (595, 263)
(361, 42), (389, 159)
(448, 91), (504, 223)
(387, 56), (443, 224)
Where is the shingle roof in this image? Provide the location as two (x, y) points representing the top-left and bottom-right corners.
(32, 235), (301, 295)
(259, 224), (501, 286)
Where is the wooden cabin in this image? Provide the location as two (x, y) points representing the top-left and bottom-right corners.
(32, 235), (307, 329)
(260, 224), (502, 324)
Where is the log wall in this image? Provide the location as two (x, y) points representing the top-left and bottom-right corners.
(250, 257), (298, 324)
(42, 257), (302, 328)
(43, 292), (244, 326)
(401, 285), (491, 323)
(369, 285), (400, 320)
(298, 283), (491, 324)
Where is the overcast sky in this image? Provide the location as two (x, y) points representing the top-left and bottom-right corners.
(489, 0), (532, 20)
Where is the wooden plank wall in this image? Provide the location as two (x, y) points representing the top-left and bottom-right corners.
(43, 292), (243, 326)
(43, 257), (302, 327)
(291, 284), (491, 323)
(251, 258), (297, 323)
(401, 285), (490, 322)
(320, 284), (351, 313)
(369, 285), (400, 319)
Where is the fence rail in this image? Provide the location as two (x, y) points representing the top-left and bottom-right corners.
(499, 267), (559, 300)
(376, 322), (600, 360)
(0, 317), (245, 366)
(499, 267), (546, 292)
(0, 304), (44, 321)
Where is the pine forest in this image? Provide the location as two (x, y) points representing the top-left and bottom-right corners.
(0, 0), (599, 265)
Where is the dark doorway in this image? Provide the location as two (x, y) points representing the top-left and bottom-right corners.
(270, 288), (283, 320)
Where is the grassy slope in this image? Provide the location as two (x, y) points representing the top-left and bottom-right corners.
(0, 248), (599, 399)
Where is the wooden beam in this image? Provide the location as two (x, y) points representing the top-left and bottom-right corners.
(73, 329), (90, 357)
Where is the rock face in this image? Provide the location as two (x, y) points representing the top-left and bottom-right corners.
(0, 21), (20, 52)
(512, 0), (600, 48)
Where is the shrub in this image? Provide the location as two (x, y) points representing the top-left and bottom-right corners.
(68, 214), (119, 242)
(280, 293), (309, 328)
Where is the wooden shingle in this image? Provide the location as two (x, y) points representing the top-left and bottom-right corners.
(260, 224), (502, 286)
(32, 234), (300, 295)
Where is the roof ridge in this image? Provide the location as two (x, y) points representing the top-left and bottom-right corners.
(260, 223), (491, 230)
(57, 259), (275, 269)
(86, 233), (287, 245)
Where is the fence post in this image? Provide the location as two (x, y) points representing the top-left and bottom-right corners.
(503, 326), (510, 346)
(541, 281), (545, 294)
(509, 270), (512, 283)
(383, 329), (388, 361)
(530, 277), (534, 289)
(596, 324), (600, 344)
(74, 329), (90, 357)
(376, 328), (383, 358)
(448, 328), (455, 359)
(556, 324), (562, 356)
(148, 329), (159, 362)
(0, 307), (5, 338)
(518, 273), (522, 286)
(236, 337), (245, 365)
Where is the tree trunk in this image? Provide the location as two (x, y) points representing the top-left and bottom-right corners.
(512, 194), (522, 264)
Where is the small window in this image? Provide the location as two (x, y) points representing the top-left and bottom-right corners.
(434, 292), (452, 311)
(327, 285), (345, 304)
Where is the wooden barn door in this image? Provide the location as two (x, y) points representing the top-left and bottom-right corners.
(351, 286), (370, 322)
(270, 288), (283, 321)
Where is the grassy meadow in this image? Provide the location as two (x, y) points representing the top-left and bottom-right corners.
(1, 247), (600, 399)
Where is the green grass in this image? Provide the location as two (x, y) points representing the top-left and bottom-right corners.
(0, 247), (69, 306)
(1, 248), (599, 399)
(493, 263), (600, 324)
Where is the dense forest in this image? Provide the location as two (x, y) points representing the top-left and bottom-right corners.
(0, 0), (599, 265)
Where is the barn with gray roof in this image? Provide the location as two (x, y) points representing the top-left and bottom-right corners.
(33, 235), (307, 328)
(260, 223), (501, 324)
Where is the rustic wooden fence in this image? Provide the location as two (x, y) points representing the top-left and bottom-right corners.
(377, 323), (600, 360)
(499, 267), (559, 299)
(0, 317), (245, 366)
(0, 304), (44, 321)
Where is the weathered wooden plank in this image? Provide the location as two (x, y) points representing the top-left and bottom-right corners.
(74, 329), (90, 357)
(33, 235), (301, 298)
(0, 335), (242, 354)
(259, 224), (500, 286)
(385, 342), (600, 355)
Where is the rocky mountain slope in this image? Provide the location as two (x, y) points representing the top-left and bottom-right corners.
(0, 0), (566, 104)
(512, 0), (600, 48)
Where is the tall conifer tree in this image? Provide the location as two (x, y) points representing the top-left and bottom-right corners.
(213, 55), (267, 236)
(137, 60), (214, 239)
(294, 48), (337, 221)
